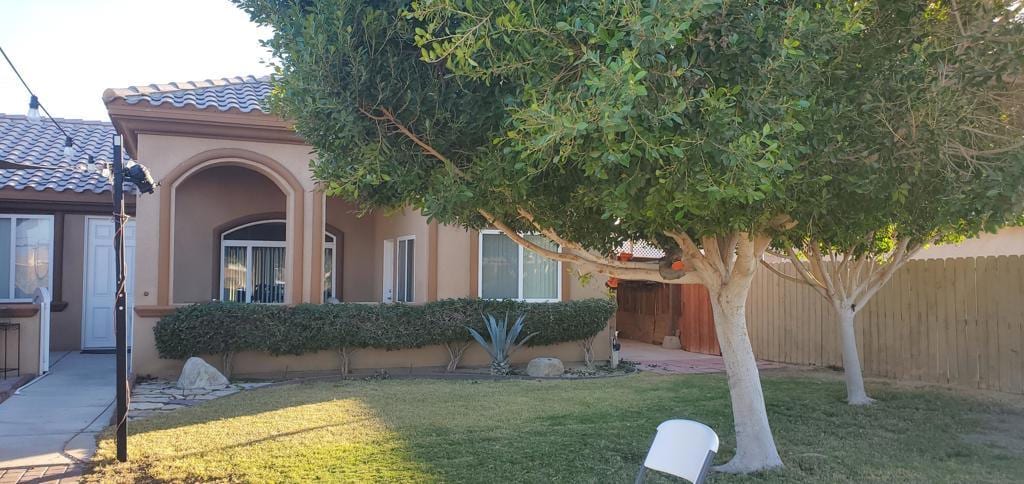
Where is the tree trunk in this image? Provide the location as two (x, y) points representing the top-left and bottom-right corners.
(709, 280), (783, 473)
(836, 307), (873, 405)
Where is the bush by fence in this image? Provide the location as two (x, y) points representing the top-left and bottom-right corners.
(154, 298), (615, 375)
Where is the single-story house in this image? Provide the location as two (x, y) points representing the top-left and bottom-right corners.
(0, 75), (609, 379)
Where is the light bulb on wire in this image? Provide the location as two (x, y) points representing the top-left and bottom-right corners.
(63, 136), (75, 160)
(27, 95), (41, 123)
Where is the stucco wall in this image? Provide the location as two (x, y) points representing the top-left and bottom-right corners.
(325, 198), (377, 302)
(373, 208), (431, 303)
(437, 225), (473, 299)
(914, 226), (1024, 260)
(172, 165), (287, 303)
(1, 312), (40, 377)
(50, 214), (85, 350)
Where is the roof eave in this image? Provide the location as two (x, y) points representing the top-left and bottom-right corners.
(104, 100), (303, 158)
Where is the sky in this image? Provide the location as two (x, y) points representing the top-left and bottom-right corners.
(0, 0), (273, 121)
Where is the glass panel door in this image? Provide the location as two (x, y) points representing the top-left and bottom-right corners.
(251, 246), (285, 303)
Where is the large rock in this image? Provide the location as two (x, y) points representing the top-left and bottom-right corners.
(177, 357), (229, 390)
(526, 357), (564, 377)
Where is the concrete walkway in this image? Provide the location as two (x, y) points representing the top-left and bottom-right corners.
(620, 339), (782, 374)
(0, 352), (114, 471)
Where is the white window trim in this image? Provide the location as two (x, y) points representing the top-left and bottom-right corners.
(0, 214), (55, 303)
(216, 219), (338, 304)
(477, 229), (562, 303)
(395, 235), (415, 303)
(323, 233), (337, 301)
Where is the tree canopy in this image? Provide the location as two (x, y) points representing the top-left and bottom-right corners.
(239, 0), (868, 259)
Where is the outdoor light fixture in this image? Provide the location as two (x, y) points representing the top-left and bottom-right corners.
(26, 95), (41, 123)
(63, 136), (74, 160)
(125, 159), (155, 194)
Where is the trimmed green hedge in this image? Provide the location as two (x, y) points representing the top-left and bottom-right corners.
(154, 298), (615, 374)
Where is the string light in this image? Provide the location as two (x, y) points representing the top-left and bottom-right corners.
(1, 45), (82, 158)
(63, 136), (75, 160)
(27, 95), (41, 123)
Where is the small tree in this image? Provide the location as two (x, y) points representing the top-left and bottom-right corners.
(765, 1), (1024, 405)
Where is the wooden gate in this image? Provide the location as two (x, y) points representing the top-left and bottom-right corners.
(615, 282), (720, 355)
(679, 284), (720, 355)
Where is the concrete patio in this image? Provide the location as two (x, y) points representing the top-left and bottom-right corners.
(619, 339), (783, 374)
(0, 351), (114, 479)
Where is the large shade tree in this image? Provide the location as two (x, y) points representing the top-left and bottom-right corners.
(235, 0), (1017, 473)
(762, 1), (1024, 405)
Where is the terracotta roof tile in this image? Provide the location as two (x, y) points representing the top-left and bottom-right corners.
(103, 75), (272, 113)
(0, 114), (126, 194)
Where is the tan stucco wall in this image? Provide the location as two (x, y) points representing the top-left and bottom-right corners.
(132, 315), (611, 379)
(325, 198), (377, 302)
(373, 208), (431, 303)
(914, 227), (1024, 260)
(172, 165), (287, 303)
(437, 225), (473, 299)
(128, 132), (612, 377)
(50, 214), (85, 350)
(132, 134), (320, 310)
(2, 313), (41, 376)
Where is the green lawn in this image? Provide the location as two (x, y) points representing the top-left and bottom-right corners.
(86, 371), (1024, 483)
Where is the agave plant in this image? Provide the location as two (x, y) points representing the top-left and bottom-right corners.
(467, 313), (537, 375)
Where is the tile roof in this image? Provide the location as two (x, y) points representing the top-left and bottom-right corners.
(103, 75), (272, 113)
(0, 114), (125, 194)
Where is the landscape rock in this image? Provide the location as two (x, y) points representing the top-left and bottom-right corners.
(177, 357), (230, 390)
(526, 357), (565, 377)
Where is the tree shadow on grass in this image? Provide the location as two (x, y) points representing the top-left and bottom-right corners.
(86, 374), (1024, 483)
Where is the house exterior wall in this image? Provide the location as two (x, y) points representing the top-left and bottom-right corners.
(373, 208), (432, 303)
(172, 165), (287, 303)
(914, 227), (1024, 260)
(50, 214), (85, 350)
(125, 130), (613, 378)
(325, 197), (377, 302)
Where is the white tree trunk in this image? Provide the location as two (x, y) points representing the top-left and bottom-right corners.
(836, 307), (873, 405)
(710, 281), (783, 473)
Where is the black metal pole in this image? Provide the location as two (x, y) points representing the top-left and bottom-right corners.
(113, 134), (128, 462)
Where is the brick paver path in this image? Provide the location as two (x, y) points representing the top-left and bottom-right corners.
(0, 464), (82, 484)
(620, 339), (783, 374)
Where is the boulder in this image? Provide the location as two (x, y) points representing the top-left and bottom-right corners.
(526, 357), (564, 377)
(177, 357), (229, 390)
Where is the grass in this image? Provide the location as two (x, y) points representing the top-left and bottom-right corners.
(86, 371), (1024, 483)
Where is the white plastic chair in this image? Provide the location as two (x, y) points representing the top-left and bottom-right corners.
(635, 419), (719, 484)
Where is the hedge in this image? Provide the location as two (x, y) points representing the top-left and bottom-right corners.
(154, 298), (615, 374)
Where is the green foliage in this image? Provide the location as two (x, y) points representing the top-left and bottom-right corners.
(467, 313), (537, 375)
(235, 0), (1024, 259)
(153, 302), (272, 360)
(153, 298), (615, 363)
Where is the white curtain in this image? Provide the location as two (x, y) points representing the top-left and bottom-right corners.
(222, 246), (247, 302)
(481, 233), (519, 299)
(522, 234), (558, 300)
(252, 246), (286, 303)
(14, 218), (51, 299)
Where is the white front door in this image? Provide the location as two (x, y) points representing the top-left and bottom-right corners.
(382, 239), (395, 303)
(83, 217), (136, 349)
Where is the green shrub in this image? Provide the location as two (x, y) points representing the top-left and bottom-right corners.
(153, 302), (276, 376)
(153, 298), (616, 374)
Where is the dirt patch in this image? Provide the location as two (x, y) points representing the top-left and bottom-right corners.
(963, 409), (1024, 457)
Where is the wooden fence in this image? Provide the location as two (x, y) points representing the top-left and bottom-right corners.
(747, 255), (1024, 394)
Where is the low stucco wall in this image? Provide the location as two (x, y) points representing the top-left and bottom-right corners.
(132, 315), (612, 379)
(1, 312), (40, 377)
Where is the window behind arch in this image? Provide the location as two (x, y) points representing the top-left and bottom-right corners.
(220, 220), (337, 303)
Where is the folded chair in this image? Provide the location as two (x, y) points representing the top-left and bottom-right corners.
(635, 419), (719, 484)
